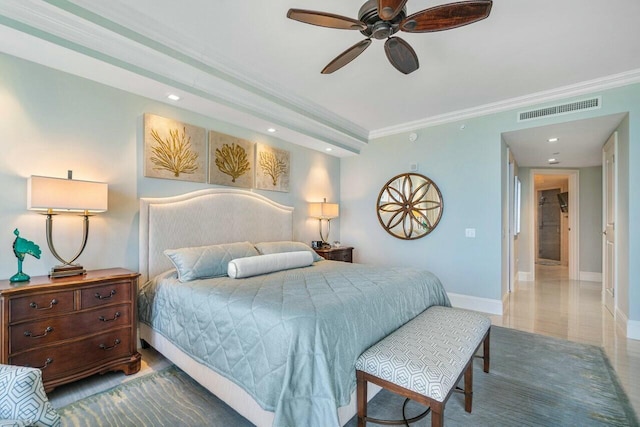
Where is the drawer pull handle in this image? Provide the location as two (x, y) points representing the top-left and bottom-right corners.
(98, 312), (121, 322)
(99, 338), (121, 351)
(27, 358), (54, 370)
(23, 326), (54, 338)
(95, 290), (116, 300)
(29, 299), (58, 310)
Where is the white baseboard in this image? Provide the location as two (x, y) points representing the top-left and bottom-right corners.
(448, 292), (503, 315)
(615, 307), (628, 335)
(579, 271), (602, 282)
(614, 308), (640, 341)
(518, 271), (534, 281)
(628, 320), (640, 341)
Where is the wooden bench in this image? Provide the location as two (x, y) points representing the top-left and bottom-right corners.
(355, 306), (491, 427)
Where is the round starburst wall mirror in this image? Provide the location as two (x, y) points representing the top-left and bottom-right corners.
(376, 172), (443, 240)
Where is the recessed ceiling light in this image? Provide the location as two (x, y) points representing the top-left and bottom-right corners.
(167, 94), (180, 101)
(547, 137), (559, 143)
(325, 148), (333, 152)
(267, 128), (277, 133)
(548, 158), (557, 162)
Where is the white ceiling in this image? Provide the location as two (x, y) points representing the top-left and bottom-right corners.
(1, 0), (639, 163)
(503, 113), (626, 168)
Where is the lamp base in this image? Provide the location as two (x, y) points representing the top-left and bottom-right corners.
(50, 264), (86, 278)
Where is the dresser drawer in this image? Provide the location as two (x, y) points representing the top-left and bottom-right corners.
(10, 329), (132, 383)
(81, 281), (131, 309)
(9, 291), (75, 323)
(10, 304), (131, 354)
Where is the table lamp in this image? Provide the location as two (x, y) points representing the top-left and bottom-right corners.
(27, 171), (108, 278)
(309, 198), (339, 248)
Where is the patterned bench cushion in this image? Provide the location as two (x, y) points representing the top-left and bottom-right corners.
(355, 306), (490, 402)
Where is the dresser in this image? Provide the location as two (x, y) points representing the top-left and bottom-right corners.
(0, 268), (141, 392)
(314, 246), (354, 263)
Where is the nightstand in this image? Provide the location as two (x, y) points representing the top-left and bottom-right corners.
(314, 246), (354, 263)
(0, 268), (142, 392)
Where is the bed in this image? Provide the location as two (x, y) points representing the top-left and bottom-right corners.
(138, 188), (450, 427)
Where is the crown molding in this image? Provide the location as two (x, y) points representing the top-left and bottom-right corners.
(369, 68), (640, 139)
(0, 0), (368, 154)
(43, 0), (369, 143)
(63, 0), (369, 142)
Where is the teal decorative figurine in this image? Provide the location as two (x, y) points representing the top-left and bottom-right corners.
(10, 228), (41, 282)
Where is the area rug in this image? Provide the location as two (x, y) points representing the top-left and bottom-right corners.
(58, 326), (638, 426)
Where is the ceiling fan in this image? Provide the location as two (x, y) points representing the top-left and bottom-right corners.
(287, 0), (493, 75)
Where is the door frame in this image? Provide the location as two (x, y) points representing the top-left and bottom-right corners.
(529, 169), (579, 280)
(602, 132), (617, 315)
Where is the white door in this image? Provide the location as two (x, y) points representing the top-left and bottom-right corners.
(603, 132), (616, 315)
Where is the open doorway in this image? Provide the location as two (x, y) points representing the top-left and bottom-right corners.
(530, 169), (578, 280)
(534, 175), (569, 268)
(502, 113), (624, 294)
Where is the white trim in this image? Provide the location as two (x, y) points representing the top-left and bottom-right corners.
(579, 271), (602, 282)
(613, 309), (640, 341)
(628, 319), (640, 341)
(447, 292), (503, 315)
(369, 69), (640, 139)
(615, 308), (628, 336)
(602, 132), (618, 321)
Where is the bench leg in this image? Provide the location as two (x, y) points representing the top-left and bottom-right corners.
(431, 401), (444, 427)
(483, 328), (491, 373)
(464, 361), (473, 413)
(356, 370), (367, 427)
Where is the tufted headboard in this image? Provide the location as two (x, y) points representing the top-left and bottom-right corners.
(139, 188), (294, 282)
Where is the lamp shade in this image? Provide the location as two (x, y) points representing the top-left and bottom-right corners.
(309, 201), (339, 219)
(27, 175), (108, 213)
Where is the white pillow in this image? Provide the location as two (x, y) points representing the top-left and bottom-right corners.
(254, 241), (323, 262)
(164, 241), (259, 282)
(228, 251), (314, 279)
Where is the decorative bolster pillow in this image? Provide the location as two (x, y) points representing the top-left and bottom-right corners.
(228, 251), (314, 279)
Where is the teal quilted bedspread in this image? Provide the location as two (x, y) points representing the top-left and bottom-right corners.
(138, 260), (450, 427)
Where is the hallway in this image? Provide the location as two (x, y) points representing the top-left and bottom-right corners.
(491, 264), (640, 416)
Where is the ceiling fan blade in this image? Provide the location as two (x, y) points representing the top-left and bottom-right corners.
(400, 0), (493, 33)
(377, 0), (408, 20)
(287, 9), (367, 30)
(322, 39), (372, 74)
(384, 37), (419, 74)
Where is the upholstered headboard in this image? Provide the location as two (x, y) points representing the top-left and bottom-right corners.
(139, 188), (294, 282)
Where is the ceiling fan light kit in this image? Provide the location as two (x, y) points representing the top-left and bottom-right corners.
(287, 0), (493, 74)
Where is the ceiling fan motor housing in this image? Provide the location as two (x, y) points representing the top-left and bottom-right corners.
(358, 0), (406, 39)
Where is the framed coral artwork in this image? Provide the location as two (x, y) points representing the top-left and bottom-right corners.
(255, 143), (290, 192)
(143, 114), (206, 182)
(208, 131), (254, 188)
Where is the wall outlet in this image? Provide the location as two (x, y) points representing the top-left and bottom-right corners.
(410, 163), (419, 172)
(465, 228), (476, 238)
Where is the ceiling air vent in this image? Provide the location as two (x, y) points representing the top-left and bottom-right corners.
(517, 96), (601, 122)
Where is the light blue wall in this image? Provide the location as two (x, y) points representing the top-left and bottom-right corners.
(341, 117), (504, 300)
(341, 84), (640, 325)
(0, 53), (340, 279)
